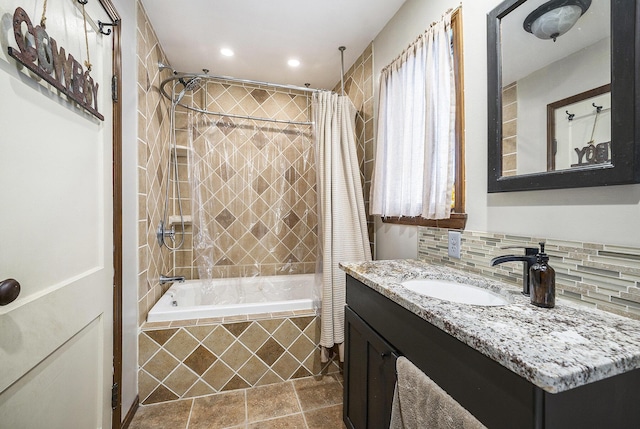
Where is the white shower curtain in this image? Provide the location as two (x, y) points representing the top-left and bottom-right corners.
(313, 91), (371, 360)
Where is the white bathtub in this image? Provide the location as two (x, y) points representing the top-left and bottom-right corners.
(147, 273), (318, 322)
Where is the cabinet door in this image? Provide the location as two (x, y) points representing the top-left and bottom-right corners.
(344, 306), (398, 429)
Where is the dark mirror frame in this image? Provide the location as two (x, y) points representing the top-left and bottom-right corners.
(487, 0), (640, 192)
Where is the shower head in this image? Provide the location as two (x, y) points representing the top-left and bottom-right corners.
(173, 77), (202, 104)
(158, 62), (175, 73)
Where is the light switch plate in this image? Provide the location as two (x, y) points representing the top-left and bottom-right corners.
(448, 230), (461, 259)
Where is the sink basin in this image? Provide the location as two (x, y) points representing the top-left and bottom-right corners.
(401, 279), (509, 306)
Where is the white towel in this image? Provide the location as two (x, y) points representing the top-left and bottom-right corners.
(389, 356), (487, 429)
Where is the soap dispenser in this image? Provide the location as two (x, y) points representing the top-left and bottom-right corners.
(530, 242), (555, 308)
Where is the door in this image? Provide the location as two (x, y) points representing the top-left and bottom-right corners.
(0, 0), (115, 427)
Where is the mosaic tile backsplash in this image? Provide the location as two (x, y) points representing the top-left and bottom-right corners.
(139, 312), (339, 405)
(418, 227), (640, 320)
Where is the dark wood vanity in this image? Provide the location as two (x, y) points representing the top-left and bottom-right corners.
(343, 274), (640, 429)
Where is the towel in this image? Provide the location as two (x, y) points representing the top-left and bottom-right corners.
(389, 356), (487, 429)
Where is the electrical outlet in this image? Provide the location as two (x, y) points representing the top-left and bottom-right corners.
(448, 230), (461, 259)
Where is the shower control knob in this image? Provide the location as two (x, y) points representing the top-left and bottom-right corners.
(0, 278), (21, 306)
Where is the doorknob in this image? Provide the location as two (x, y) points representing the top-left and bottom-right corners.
(0, 279), (21, 305)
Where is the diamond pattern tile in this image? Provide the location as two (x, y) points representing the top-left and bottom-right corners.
(164, 329), (199, 361)
(221, 341), (253, 371)
(215, 209), (236, 229)
(146, 328), (178, 346)
(273, 320), (301, 348)
(239, 323), (270, 350)
(223, 375), (251, 391)
(183, 345), (217, 376)
(250, 221), (269, 240)
(257, 338), (285, 366)
(163, 364), (198, 396)
(250, 89), (269, 104)
(143, 349), (180, 381)
(202, 360), (235, 391)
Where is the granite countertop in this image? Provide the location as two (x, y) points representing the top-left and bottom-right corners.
(339, 259), (640, 394)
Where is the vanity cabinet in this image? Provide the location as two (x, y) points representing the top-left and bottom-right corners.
(343, 306), (397, 429)
(344, 274), (640, 429)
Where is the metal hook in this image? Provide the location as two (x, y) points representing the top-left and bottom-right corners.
(98, 20), (119, 36)
(592, 102), (603, 113)
(566, 110), (575, 121)
(77, 0), (88, 4)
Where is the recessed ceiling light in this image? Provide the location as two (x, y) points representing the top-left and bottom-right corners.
(220, 48), (234, 57)
(288, 59), (301, 67)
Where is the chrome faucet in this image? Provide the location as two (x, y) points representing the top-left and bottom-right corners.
(490, 246), (538, 296)
(159, 275), (185, 285)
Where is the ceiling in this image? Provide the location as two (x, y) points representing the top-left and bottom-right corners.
(140, 0), (407, 90)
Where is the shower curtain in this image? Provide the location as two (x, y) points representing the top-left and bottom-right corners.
(313, 91), (372, 361)
(187, 112), (320, 304)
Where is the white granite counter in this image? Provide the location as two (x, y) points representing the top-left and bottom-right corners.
(340, 259), (640, 394)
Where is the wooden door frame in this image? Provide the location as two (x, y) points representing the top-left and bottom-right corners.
(97, 0), (124, 428)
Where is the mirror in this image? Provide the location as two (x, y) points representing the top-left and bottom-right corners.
(487, 0), (639, 192)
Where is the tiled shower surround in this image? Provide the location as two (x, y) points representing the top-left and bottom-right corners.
(418, 227), (640, 320)
(171, 83), (317, 280)
(137, 2), (173, 325)
(138, 312), (338, 405)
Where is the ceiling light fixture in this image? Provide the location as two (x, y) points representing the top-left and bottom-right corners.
(287, 59), (301, 67)
(220, 48), (234, 57)
(523, 0), (591, 42)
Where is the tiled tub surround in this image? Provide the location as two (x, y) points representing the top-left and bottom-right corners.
(418, 227), (640, 320)
(340, 259), (640, 393)
(139, 312), (339, 405)
(137, 2), (174, 325)
(171, 83), (318, 281)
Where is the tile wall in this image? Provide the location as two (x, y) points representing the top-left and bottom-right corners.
(502, 82), (517, 177)
(333, 43), (375, 251)
(418, 227), (640, 320)
(139, 312), (339, 405)
(136, 2), (173, 325)
(171, 83), (317, 280)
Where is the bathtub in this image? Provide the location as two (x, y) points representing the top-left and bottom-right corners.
(147, 273), (317, 322)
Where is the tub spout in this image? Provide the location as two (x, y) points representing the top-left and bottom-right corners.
(160, 275), (185, 285)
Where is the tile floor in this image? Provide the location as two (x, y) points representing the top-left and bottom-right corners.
(128, 374), (346, 429)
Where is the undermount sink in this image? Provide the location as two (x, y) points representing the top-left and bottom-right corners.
(401, 279), (509, 306)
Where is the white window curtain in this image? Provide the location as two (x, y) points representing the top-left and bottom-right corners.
(370, 10), (456, 219)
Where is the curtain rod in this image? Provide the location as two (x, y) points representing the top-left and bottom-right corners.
(160, 71), (324, 97)
(175, 103), (314, 126)
(159, 71), (323, 125)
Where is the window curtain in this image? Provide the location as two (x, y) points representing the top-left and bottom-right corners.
(370, 10), (456, 219)
(313, 91), (372, 361)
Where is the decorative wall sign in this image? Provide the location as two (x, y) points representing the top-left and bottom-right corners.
(546, 84), (610, 172)
(572, 141), (610, 167)
(7, 7), (103, 120)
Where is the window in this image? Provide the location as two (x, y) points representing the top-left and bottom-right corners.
(372, 8), (466, 229)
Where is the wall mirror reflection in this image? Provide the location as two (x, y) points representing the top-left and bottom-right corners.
(487, 0), (639, 192)
(501, 0), (610, 176)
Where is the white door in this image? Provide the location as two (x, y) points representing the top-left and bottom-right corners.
(0, 1), (115, 428)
